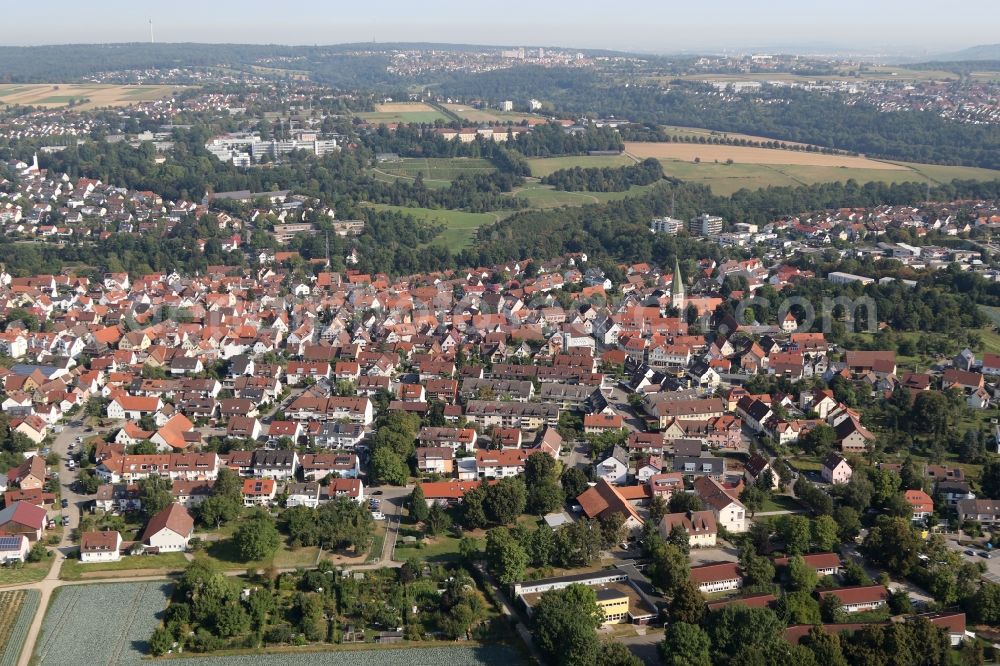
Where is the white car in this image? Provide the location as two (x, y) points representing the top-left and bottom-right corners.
(371, 511), (386, 521)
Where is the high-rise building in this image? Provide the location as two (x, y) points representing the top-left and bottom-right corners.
(689, 214), (724, 236)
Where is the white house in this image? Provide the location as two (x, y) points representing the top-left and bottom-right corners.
(693, 476), (747, 533)
(0, 535), (30, 563)
(141, 504), (193, 552)
(595, 445), (629, 486)
(80, 530), (122, 563)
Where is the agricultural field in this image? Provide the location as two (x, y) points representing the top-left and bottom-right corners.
(356, 102), (449, 124)
(443, 104), (542, 124)
(373, 157), (496, 188)
(365, 203), (508, 251)
(165, 645), (525, 665)
(33, 582), (172, 665)
(0, 84), (182, 110)
(625, 141), (904, 169)
(0, 590), (37, 666)
(623, 141), (1000, 196)
(527, 154), (635, 178)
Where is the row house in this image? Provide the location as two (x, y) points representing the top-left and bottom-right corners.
(299, 453), (360, 480)
(96, 452), (220, 484)
(464, 401), (560, 431)
(417, 426), (478, 452)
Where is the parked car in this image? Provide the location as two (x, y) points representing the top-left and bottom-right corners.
(61, 516), (70, 526)
(61, 499), (68, 508)
(980, 551), (992, 559)
(966, 549), (977, 556)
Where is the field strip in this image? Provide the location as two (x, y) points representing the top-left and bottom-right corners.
(34, 587), (82, 663)
(0, 590), (37, 666)
(105, 583), (147, 665)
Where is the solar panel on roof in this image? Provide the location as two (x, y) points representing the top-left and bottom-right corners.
(0, 535), (24, 549)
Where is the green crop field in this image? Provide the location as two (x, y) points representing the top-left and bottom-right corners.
(0, 589), (37, 666)
(34, 582), (172, 664)
(527, 154), (634, 178)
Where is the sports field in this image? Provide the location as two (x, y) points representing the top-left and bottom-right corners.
(623, 141), (1000, 195)
(0, 83), (182, 109)
(443, 104), (542, 124)
(527, 154), (635, 178)
(356, 102), (449, 124)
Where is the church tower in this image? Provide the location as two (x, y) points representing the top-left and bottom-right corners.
(671, 258), (685, 311)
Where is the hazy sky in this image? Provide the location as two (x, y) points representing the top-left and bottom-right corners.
(4, 0), (996, 55)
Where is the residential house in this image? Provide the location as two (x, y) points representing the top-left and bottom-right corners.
(80, 530), (122, 563)
(415, 447), (454, 475)
(595, 445), (629, 485)
(141, 503), (193, 552)
(659, 510), (718, 547)
(905, 489), (934, 521)
(286, 482), (321, 509)
(821, 454), (853, 485)
(693, 476), (747, 533)
(242, 478), (277, 507)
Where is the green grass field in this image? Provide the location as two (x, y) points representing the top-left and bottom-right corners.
(509, 182), (660, 208)
(365, 203), (507, 250)
(0, 560), (50, 586)
(357, 111), (448, 123)
(375, 157), (496, 184)
(527, 154), (634, 178)
(655, 158), (1000, 196)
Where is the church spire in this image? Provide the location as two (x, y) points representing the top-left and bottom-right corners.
(671, 257), (685, 311)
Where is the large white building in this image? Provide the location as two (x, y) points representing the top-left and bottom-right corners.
(650, 217), (684, 234)
(689, 214), (724, 236)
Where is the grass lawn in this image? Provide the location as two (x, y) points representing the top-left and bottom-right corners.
(527, 154), (634, 178)
(0, 560), (50, 586)
(365, 521), (387, 564)
(59, 552), (189, 580)
(200, 539), (320, 570)
(786, 455), (823, 472)
(364, 203), (507, 251)
(760, 494), (805, 513)
(393, 526), (463, 563)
